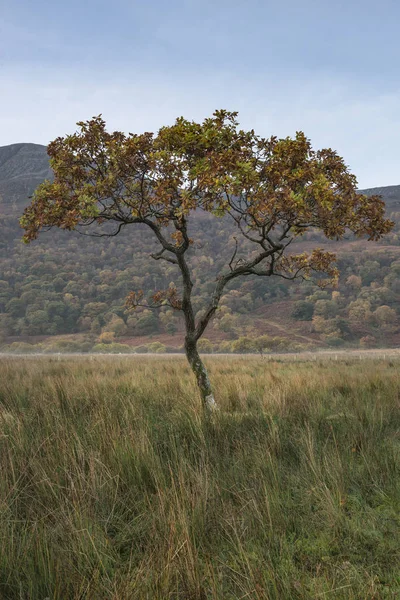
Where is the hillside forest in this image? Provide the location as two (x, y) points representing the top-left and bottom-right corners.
(0, 144), (400, 353)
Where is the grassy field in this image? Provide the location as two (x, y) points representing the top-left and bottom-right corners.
(0, 356), (399, 599)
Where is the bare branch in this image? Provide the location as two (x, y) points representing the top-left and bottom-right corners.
(75, 221), (126, 238)
(150, 248), (179, 265)
(228, 237), (239, 271)
(142, 218), (178, 254)
(273, 270), (305, 281)
(194, 245), (279, 341)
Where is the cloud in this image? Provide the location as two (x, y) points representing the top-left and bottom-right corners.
(1, 66), (399, 188)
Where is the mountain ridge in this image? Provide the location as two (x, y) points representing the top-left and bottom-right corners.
(0, 143), (53, 205)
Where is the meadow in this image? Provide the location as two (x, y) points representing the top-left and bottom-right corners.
(0, 355), (399, 599)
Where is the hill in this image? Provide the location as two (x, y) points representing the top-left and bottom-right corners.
(0, 143), (399, 352)
(0, 143), (52, 209)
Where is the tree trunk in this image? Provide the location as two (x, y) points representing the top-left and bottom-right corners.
(185, 338), (218, 412)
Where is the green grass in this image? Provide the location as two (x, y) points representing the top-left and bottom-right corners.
(0, 356), (399, 599)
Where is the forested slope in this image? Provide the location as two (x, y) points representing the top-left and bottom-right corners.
(1, 143), (400, 352)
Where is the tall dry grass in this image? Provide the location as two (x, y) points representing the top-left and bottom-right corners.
(0, 355), (399, 599)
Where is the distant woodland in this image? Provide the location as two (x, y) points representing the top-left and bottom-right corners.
(1, 144), (400, 352)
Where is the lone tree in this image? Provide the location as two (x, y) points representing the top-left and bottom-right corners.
(21, 111), (393, 410)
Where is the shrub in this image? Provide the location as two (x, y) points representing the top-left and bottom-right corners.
(98, 331), (115, 345)
(292, 300), (314, 321)
(324, 334), (345, 347)
(92, 343), (131, 353)
(314, 300), (339, 319)
(218, 340), (234, 353)
(132, 345), (149, 354)
(102, 315), (128, 336)
(373, 305), (397, 327)
(231, 337), (257, 353)
(43, 339), (92, 353)
(197, 338), (215, 353)
(360, 335), (377, 348)
(4, 342), (37, 353)
(147, 342), (167, 353)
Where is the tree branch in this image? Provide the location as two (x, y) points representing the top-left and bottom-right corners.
(150, 248), (179, 265)
(194, 245), (279, 340)
(228, 236), (239, 271)
(142, 218), (178, 254)
(75, 221), (127, 238)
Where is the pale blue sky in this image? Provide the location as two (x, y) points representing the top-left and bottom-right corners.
(1, 0), (399, 187)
